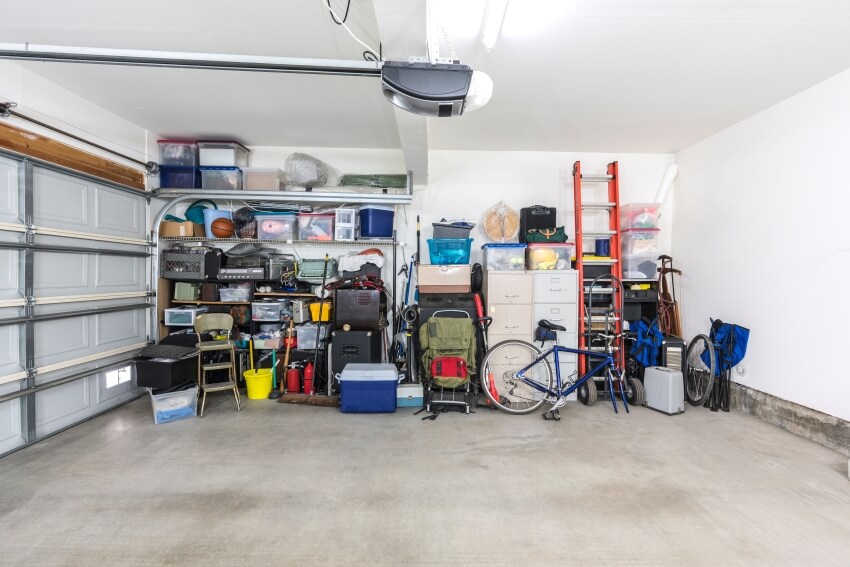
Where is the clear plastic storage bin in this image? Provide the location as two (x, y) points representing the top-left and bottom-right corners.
(620, 203), (661, 229)
(242, 167), (285, 190)
(427, 238), (473, 264)
(157, 140), (197, 166)
(150, 387), (198, 424)
(482, 243), (527, 271)
(295, 323), (329, 351)
(622, 253), (658, 279)
(219, 287), (251, 302)
(621, 229), (660, 254)
(526, 242), (575, 270)
(252, 302), (285, 322)
(198, 141), (250, 167)
(297, 213), (334, 241)
(255, 214), (297, 241)
(200, 167), (242, 190)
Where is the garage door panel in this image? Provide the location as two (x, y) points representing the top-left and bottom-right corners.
(34, 317), (90, 364)
(97, 310), (144, 347)
(0, 323), (23, 380)
(0, 399), (24, 455)
(33, 169), (89, 229)
(34, 252), (89, 293)
(0, 248), (19, 298)
(95, 256), (145, 289)
(35, 378), (91, 431)
(0, 156), (19, 223)
(95, 188), (144, 238)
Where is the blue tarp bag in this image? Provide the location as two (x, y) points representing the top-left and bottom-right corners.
(703, 319), (750, 376)
(630, 317), (663, 367)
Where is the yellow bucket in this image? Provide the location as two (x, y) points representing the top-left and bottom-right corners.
(243, 368), (273, 399)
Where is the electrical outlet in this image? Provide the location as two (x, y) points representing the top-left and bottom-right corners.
(735, 363), (748, 377)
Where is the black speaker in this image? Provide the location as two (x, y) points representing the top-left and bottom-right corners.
(329, 330), (384, 377)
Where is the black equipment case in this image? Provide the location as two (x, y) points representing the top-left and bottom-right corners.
(519, 206), (556, 243)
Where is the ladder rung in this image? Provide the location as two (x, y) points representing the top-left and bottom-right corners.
(580, 175), (614, 183)
(581, 202), (617, 210)
(203, 362), (234, 371)
(583, 287), (614, 293)
(582, 259), (618, 265)
(582, 231), (616, 237)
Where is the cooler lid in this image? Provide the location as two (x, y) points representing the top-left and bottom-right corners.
(339, 363), (399, 381)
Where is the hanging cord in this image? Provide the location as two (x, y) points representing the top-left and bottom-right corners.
(320, 0), (383, 61)
(0, 101), (159, 173)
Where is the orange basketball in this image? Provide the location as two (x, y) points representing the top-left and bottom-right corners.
(210, 217), (235, 238)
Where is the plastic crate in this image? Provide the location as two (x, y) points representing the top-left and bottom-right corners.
(242, 167), (285, 191)
(526, 242), (575, 270)
(198, 141), (250, 167)
(620, 203), (661, 229)
(159, 166), (200, 189)
(621, 229), (660, 254)
(200, 167), (243, 190)
(622, 253), (658, 279)
(482, 243), (526, 271)
(252, 302), (284, 322)
(297, 213), (334, 241)
(219, 287), (251, 302)
(295, 323), (329, 351)
(157, 140), (197, 166)
(150, 387), (198, 424)
(427, 238), (473, 265)
(255, 213), (297, 240)
(433, 221), (473, 239)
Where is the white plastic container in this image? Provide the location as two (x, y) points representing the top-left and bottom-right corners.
(198, 141), (250, 167)
(297, 213), (334, 241)
(242, 167), (285, 191)
(335, 208), (357, 241)
(295, 323), (329, 351)
(157, 140), (197, 166)
(219, 287), (251, 302)
(526, 243), (575, 270)
(163, 306), (208, 326)
(482, 243), (527, 271)
(252, 302), (284, 322)
(622, 253), (658, 279)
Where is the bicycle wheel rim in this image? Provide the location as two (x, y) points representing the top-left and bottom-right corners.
(481, 340), (552, 415)
(686, 334), (715, 406)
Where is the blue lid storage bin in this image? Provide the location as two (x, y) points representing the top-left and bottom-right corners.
(159, 166), (200, 189)
(427, 238), (473, 265)
(359, 205), (394, 238)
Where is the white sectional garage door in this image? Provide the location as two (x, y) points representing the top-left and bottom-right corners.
(0, 151), (150, 456)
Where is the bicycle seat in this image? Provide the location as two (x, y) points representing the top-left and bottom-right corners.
(538, 319), (566, 332)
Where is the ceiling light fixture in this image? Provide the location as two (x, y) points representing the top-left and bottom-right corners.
(481, 0), (509, 50)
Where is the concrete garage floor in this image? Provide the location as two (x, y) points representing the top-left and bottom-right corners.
(1, 394), (849, 566)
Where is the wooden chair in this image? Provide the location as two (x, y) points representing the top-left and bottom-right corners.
(194, 313), (241, 417)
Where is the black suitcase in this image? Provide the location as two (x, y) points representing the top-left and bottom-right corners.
(519, 205), (556, 243)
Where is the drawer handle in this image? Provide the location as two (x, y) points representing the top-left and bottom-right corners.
(505, 294), (520, 298)
(549, 288), (562, 292)
(504, 325), (519, 329)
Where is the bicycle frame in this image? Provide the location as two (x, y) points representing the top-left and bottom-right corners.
(505, 339), (629, 413)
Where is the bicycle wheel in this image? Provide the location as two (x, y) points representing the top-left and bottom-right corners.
(685, 334), (715, 406)
(481, 339), (553, 415)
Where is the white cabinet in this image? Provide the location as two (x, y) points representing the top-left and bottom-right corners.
(533, 270), (579, 387)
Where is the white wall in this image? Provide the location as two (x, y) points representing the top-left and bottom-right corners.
(0, 61), (155, 178)
(674, 68), (850, 421)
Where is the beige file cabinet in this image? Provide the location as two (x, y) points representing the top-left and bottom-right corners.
(532, 270), (579, 388)
(484, 271), (534, 349)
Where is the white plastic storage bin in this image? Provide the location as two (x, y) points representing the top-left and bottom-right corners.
(197, 141), (250, 167)
(295, 323), (329, 351)
(200, 167), (242, 190)
(163, 306), (208, 326)
(219, 287), (251, 302)
(482, 243), (527, 271)
(621, 229), (660, 254)
(297, 213), (334, 241)
(622, 253), (658, 279)
(620, 203), (661, 230)
(255, 214), (298, 240)
(150, 387), (198, 424)
(242, 168), (285, 190)
(252, 302), (285, 322)
(334, 208), (357, 241)
(157, 140), (197, 166)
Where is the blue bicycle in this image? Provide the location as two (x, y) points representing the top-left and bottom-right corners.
(480, 320), (641, 420)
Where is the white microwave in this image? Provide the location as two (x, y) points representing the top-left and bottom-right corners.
(164, 306), (209, 326)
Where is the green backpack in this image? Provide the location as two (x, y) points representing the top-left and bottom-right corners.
(418, 317), (477, 388)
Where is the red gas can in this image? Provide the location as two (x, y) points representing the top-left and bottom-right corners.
(303, 361), (314, 395)
(286, 365), (301, 394)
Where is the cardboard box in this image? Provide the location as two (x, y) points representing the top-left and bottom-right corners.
(160, 220), (205, 237)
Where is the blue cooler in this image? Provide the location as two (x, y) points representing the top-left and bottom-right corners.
(359, 205), (394, 238)
(339, 363), (398, 413)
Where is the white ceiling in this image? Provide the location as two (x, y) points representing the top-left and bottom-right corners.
(3, 0), (850, 162)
